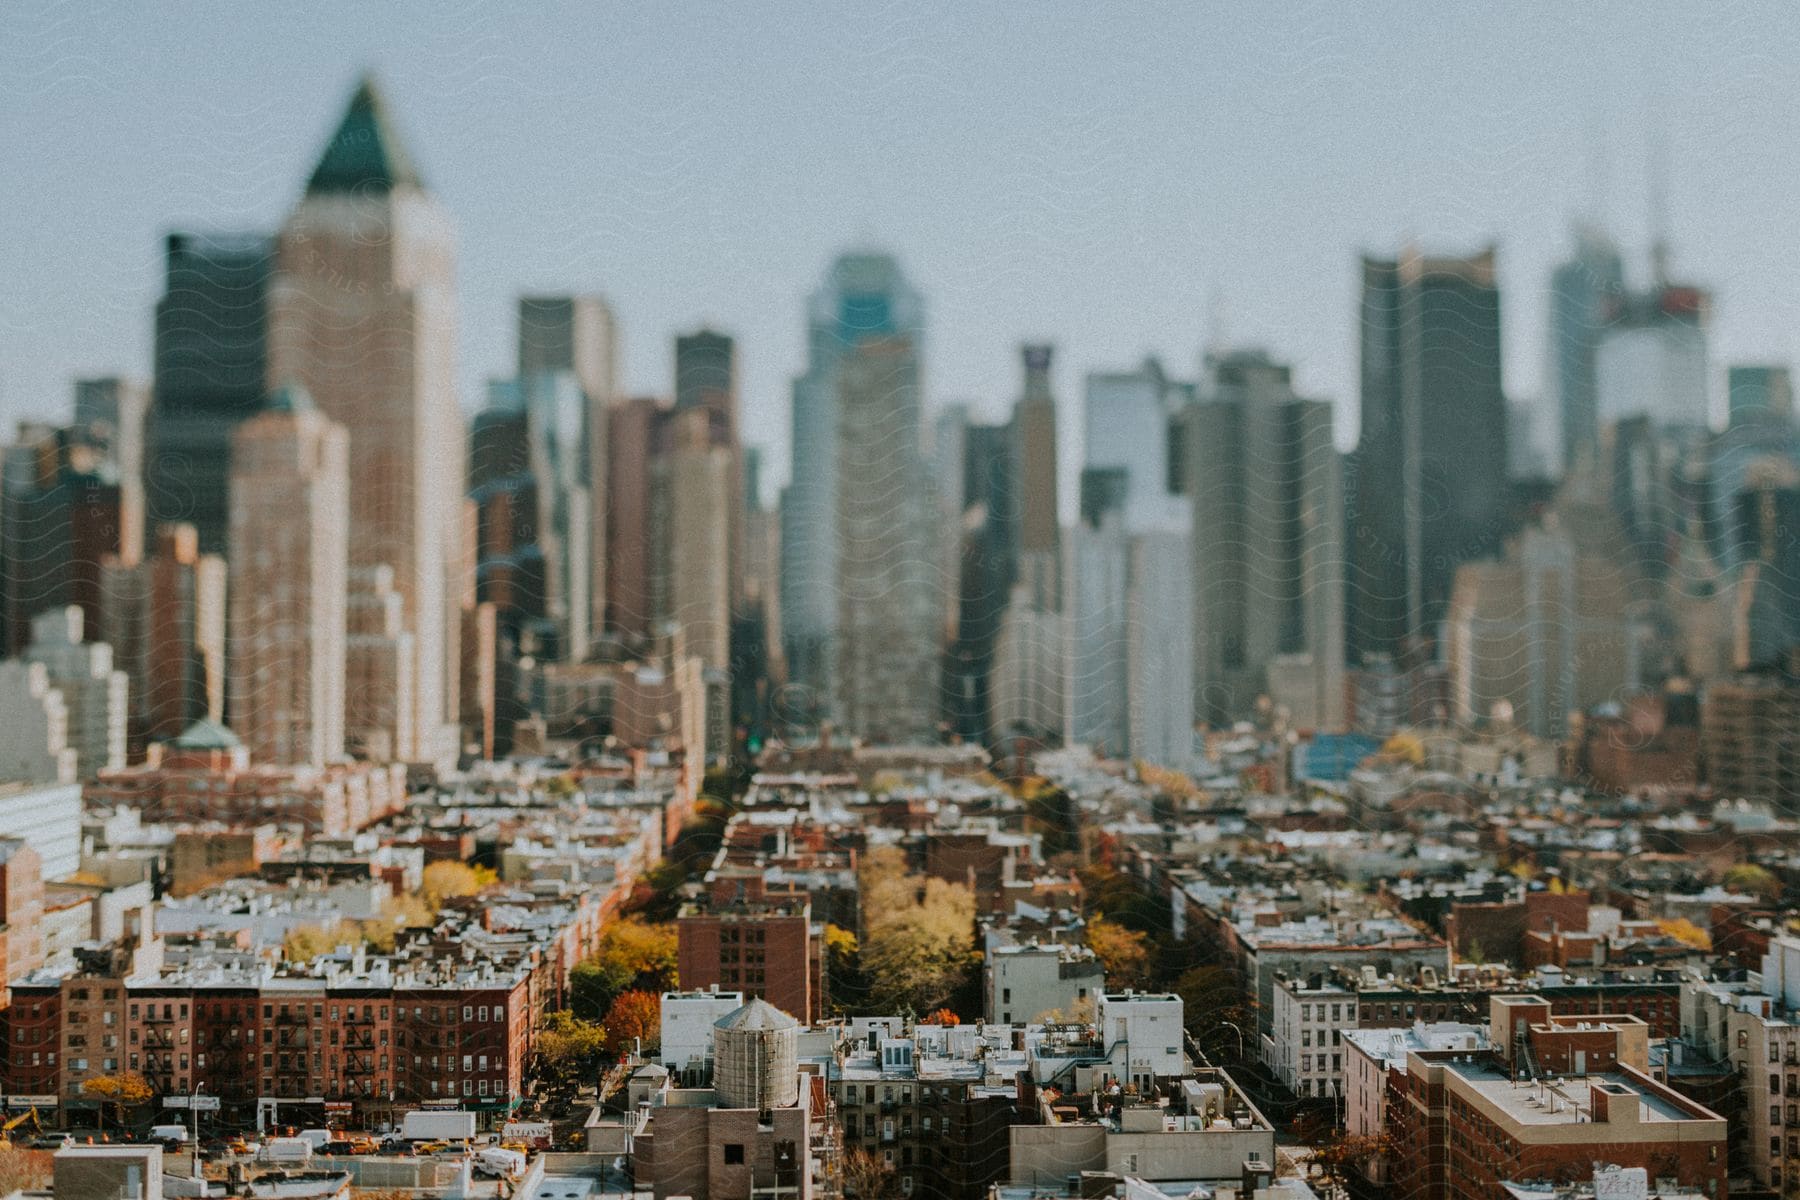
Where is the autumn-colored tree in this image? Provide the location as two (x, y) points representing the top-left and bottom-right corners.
(920, 1008), (960, 1026)
(1310, 1131), (1393, 1190)
(857, 848), (976, 1015)
(1723, 863), (1783, 902)
(602, 989), (662, 1057)
(283, 923), (341, 964)
(1085, 916), (1151, 989)
(842, 1147), (900, 1200)
(0, 1147), (52, 1193)
(535, 1010), (609, 1090)
(81, 1071), (153, 1131)
(571, 916), (679, 1019)
(1657, 917), (1713, 951)
(421, 861), (499, 908)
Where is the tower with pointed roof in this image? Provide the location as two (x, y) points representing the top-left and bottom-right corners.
(265, 76), (463, 765)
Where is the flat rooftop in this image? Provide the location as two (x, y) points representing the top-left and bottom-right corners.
(1444, 1060), (1699, 1125)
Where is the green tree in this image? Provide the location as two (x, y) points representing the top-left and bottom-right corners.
(535, 1010), (609, 1090)
(858, 851), (976, 1015)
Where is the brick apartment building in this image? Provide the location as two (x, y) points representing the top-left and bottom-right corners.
(677, 899), (823, 1023)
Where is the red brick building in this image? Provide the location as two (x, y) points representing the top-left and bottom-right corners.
(677, 900), (822, 1022)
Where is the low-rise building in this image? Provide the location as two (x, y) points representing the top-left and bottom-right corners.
(986, 941), (1104, 1024)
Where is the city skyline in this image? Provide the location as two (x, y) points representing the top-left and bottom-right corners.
(5, 5), (1800, 507)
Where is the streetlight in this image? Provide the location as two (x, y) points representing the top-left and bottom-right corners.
(189, 1082), (204, 1181)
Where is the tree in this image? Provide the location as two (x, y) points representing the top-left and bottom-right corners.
(283, 923), (340, 964)
(1657, 917), (1713, 951)
(857, 850), (976, 1015)
(920, 1008), (960, 1026)
(842, 1148), (899, 1200)
(421, 861), (498, 908)
(1086, 916), (1151, 989)
(1310, 1131), (1392, 1191)
(535, 1010), (609, 1091)
(602, 989), (662, 1057)
(81, 1071), (153, 1131)
(1724, 863), (1783, 902)
(572, 916), (679, 1020)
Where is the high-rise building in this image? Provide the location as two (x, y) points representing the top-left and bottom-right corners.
(1, 421), (125, 656)
(735, 448), (783, 749)
(1347, 247), (1509, 664)
(227, 385), (348, 766)
(21, 606), (128, 780)
(1065, 362), (1193, 766)
(991, 345), (1064, 745)
(144, 232), (274, 555)
(606, 396), (668, 643)
(675, 328), (742, 620)
(0, 661), (76, 786)
(265, 77), (462, 764)
(1728, 364), (1794, 427)
(832, 331), (941, 742)
(780, 252), (925, 728)
(1732, 478), (1800, 672)
(652, 408), (732, 672)
(74, 378), (148, 565)
(99, 523), (226, 754)
(944, 413), (1017, 742)
(518, 295), (617, 648)
(1595, 281), (1710, 432)
(344, 565), (417, 762)
(1184, 349), (1344, 731)
(1548, 226), (1626, 473)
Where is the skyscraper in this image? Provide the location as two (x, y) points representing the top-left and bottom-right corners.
(833, 333), (941, 741)
(99, 523), (226, 753)
(144, 231), (274, 556)
(1012, 343), (1061, 603)
(265, 78), (463, 763)
(1595, 282), (1710, 431)
(652, 407), (732, 672)
(1347, 247), (1509, 664)
(519, 295), (617, 646)
(1065, 362), (1193, 766)
(779, 252), (926, 728)
(74, 378), (148, 566)
(1, 421), (125, 657)
(21, 607), (128, 780)
(227, 386), (348, 766)
(1184, 349), (1344, 731)
(1548, 226), (1625, 474)
(992, 345), (1064, 744)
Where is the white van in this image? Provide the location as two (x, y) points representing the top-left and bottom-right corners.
(149, 1124), (189, 1147)
(296, 1129), (333, 1151)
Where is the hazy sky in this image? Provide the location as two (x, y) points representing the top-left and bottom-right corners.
(4, 3), (1798, 503)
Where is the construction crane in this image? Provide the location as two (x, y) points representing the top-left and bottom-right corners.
(0, 1107), (43, 1147)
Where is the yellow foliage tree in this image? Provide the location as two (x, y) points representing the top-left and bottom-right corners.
(1657, 918), (1712, 951)
(421, 861), (499, 908)
(1085, 916), (1151, 989)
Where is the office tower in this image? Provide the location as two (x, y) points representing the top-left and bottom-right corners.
(1595, 282), (1710, 431)
(1347, 247), (1509, 664)
(74, 378), (148, 565)
(265, 77), (462, 764)
(345, 565), (416, 761)
(99, 523), (226, 754)
(19, 607), (127, 779)
(675, 328), (743, 619)
(992, 345), (1064, 745)
(1, 422), (125, 656)
(1065, 363), (1193, 766)
(780, 252), (925, 725)
(519, 295), (617, 648)
(833, 331), (941, 742)
(1012, 343), (1061, 602)
(477, 368), (593, 662)
(1729, 365), (1794, 427)
(1184, 349), (1345, 731)
(144, 232), (274, 556)
(735, 447), (783, 749)
(1733, 477), (1800, 672)
(1444, 473), (1640, 738)
(227, 385), (348, 766)
(651, 408), (731, 671)
(943, 414), (1017, 742)
(1548, 226), (1626, 473)
(606, 396), (668, 642)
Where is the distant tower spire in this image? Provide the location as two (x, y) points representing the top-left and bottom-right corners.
(1648, 123), (1670, 285)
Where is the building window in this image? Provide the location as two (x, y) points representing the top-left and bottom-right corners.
(724, 1144), (745, 1165)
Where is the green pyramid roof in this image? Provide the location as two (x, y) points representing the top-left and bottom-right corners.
(305, 75), (422, 195)
(174, 718), (241, 751)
